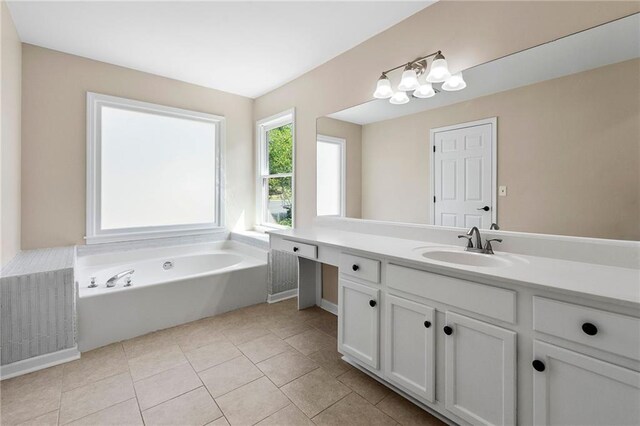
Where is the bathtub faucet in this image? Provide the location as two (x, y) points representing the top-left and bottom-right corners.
(106, 269), (135, 288)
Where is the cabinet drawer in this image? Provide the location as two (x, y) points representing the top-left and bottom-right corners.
(387, 264), (516, 323)
(340, 253), (381, 283)
(280, 240), (318, 259)
(533, 297), (640, 361)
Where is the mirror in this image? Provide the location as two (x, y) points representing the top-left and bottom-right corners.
(316, 14), (639, 241)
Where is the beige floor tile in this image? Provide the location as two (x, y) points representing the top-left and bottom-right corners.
(222, 323), (271, 345)
(16, 410), (59, 426)
(66, 398), (143, 426)
(206, 416), (230, 425)
(185, 340), (242, 372)
(256, 404), (314, 426)
(215, 376), (289, 426)
(256, 350), (319, 387)
(338, 369), (390, 404)
(267, 321), (312, 339)
(173, 320), (228, 352)
(1, 365), (63, 396)
(1, 367), (63, 426)
(285, 329), (337, 355)
(134, 363), (202, 410)
(128, 344), (187, 381)
(376, 393), (446, 426)
(59, 372), (135, 424)
(122, 328), (178, 359)
(313, 393), (397, 426)
(308, 348), (351, 377)
(62, 344), (128, 391)
(307, 315), (338, 338)
(142, 386), (222, 426)
(237, 334), (292, 364)
(199, 355), (263, 398)
(280, 368), (351, 417)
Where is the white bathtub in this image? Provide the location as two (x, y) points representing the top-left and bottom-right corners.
(76, 240), (268, 351)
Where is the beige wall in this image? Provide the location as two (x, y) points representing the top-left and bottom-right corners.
(360, 59), (640, 240)
(21, 45), (255, 249)
(321, 263), (338, 305)
(1, 1), (21, 266)
(316, 117), (362, 218)
(254, 1), (640, 230)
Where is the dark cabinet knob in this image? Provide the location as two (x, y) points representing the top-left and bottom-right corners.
(424, 321), (432, 328)
(369, 300), (377, 307)
(443, 326), (453, 335)
(293, 247), (299, 252)
(532, 360), (546, 372)
(582, 322), (598, 336)
(352, 264), (360, 271)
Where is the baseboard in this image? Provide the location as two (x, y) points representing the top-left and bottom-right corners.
(0, 346), (81, 380)
(320, 298), (338, 315)
(267, 288), (298, 303)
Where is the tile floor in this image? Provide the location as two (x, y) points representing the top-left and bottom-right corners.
(1, 298), (445, 426)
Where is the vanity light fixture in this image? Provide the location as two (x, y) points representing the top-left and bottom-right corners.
(373, 50), (465, 105)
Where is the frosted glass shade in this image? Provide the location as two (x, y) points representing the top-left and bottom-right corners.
(413, 83), (435, 98)
(373, 76), (393, 99)
(398, 69), (419, 91)
(442, 72), (467, 91)
(389, 91), (410, 105)
(426, 58), (451, 83)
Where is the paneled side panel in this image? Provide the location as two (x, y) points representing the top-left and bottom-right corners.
(464, 157), (483, 201)
(441, 160), (457, 200)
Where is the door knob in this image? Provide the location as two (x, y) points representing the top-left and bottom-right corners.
(477, 206), (490, 211)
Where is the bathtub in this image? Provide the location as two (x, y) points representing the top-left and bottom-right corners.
(76, 240), (268, 351)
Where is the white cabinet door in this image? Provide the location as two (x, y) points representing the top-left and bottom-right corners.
(384, 294), (435, 402)
(533, 341), (640, 426)
(338, 278), (380, 369)
(444, 311), (516, 426)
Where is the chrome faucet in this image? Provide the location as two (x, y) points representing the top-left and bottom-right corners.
(458, 227), (503, 254)
(106, 269), (134, 288)
(467, 227), (483, 252)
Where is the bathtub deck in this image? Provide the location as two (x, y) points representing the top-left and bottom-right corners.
(0, 298), (444, 426)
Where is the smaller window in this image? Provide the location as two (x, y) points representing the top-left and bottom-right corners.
(317, 135), (345, 217)
(256, 109), (295, 228)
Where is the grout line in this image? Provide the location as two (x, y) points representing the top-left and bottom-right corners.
(59, 397), (138, 426)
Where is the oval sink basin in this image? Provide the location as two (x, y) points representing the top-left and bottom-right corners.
(420, 249), (512, 268)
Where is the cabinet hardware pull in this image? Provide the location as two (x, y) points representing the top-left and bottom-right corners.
(443, 326), (453, 335)
(352, 264), (360, 271)
(424, 321), (431, 328)
(293, 247), (299, 252)
(532, 360), (546, 372)
(369, 300), (377, 307)
(581, 322), (598, 336)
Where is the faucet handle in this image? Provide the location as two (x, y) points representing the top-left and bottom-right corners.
(484, 238), (503, 254)
(88, 277), (98, 288)
(458, 235), (474, 248)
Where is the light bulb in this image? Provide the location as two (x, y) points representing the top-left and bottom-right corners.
(373, 75), (393, 99)
(413, 83), (435, 98)
(398, 66), (419, 91)
(426, 53), (451, 83)
(442, 72), (467, 91)
(389, 91), (410, 105)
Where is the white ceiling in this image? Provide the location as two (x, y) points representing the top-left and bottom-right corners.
(7, 1), (432, 98)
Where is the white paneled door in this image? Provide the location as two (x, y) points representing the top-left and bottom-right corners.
(432, 119), (496, 229)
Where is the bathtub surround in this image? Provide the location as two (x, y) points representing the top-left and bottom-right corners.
(0, 247), (77, 377)
(0, 1), (22, 267)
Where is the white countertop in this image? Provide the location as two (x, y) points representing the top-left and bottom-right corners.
(269, 227), (640, 308)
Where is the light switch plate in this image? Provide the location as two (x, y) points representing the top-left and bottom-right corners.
(499, 186), (507, 196)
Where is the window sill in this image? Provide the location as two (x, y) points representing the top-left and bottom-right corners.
(85, 227), (227, 245)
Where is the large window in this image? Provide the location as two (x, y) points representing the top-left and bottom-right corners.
(317, 135), (345, 216)
(256, 109), (295, 228)
(86, 93), (224, 244)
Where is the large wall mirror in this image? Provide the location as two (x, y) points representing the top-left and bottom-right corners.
(316, 14), (639, 241)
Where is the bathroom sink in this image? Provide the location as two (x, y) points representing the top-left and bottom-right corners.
(418, 248), (513, 267)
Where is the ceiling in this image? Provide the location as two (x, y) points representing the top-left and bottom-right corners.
(7, 1), (432, 98)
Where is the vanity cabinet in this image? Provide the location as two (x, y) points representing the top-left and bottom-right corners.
(444, 311), (517, 426)
(338, 278), (380, 369)
(384, 294), (435, 402)
(532, 340), (640, 426)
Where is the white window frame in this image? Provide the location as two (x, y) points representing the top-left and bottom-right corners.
(86, 92), (225, 244)
(316, 134), (346, 217)
(255, 108), (295, 230)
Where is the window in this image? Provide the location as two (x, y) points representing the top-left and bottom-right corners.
(256, 109), (295, 228)
(86, 92), (224, 244)
(316, 135), (345, 216)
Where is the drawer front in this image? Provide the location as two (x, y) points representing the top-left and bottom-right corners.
(340, 253), (381, 283)
(280, 240), (318, 259)
(533, 297), (640, 361)
(387, 264), (516, 323)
